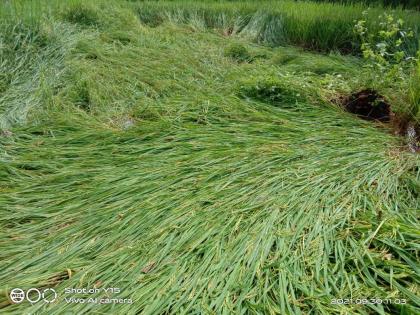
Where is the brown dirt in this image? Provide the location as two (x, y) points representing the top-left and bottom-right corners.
(343, 89), (390, 122)
(342, 89), (419, 152)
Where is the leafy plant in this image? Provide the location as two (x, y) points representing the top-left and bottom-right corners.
(355, 13), (419, 150)
(354, 11), (417, 87)
(408, 54), (420, 120)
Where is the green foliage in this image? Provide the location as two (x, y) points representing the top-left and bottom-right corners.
(409, 56), (420, 119)
(239, 76), (304, 105)
(61, 3), (100, 27)
(224, 43), (252, 62)
(132, 1), (420, 55)
(134, 6), (164, 27)
(309, 0), (419, 10)
(0, 19), (78, 129)
(355, 12), (416, 68)
(355, 13), (420, 122)
(0, 1), (419, 315)
(68, 77), (91, 111)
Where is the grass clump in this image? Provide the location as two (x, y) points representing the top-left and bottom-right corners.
(239, 76), (305, 105)
(224, 43), (253, 62)
(61, 3), (100, 27)
(68, 78), (91, 112)
(0, 22), (50, 89)
(134, 6), (164, 28)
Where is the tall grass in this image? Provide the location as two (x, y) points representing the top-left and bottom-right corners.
(131, 0), (420, 54)
(304, 0), (419, 10)
(2, 0), (419, 54)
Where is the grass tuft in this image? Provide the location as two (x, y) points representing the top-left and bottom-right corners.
(224, 43), (253, 62)
(239, 76), (306, 105)
(61, 3), (100, 27)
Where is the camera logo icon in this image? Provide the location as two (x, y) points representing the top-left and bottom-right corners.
(10, 288), (25, 304)
(9, 288), (57, 304)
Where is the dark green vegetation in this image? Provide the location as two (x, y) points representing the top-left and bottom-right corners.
(310, 1), (419, 10)
(1, 1), (419, 314)
(130, 0), (420, 54)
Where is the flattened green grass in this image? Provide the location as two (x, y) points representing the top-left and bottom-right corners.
(0, 1), (419, 314)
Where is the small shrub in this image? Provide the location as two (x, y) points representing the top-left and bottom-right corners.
(224, 43), (253, 63)
(354, 14), (419, 150)
(239, 76), (304, 105)
(354, 12), (416, 88)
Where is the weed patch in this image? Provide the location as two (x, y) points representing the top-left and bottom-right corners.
(224, 43), (253, 63)
(239, 76), (305, 105)
(130, 0), (420, 55)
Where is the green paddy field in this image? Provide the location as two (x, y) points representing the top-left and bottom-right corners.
(0, 1), (419, 314)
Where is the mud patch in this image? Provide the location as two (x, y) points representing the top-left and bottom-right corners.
(341, 89), (419, 152)
(343, 89), (390, 122)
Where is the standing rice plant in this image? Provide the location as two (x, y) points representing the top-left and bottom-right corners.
(131, 0), (420, 54)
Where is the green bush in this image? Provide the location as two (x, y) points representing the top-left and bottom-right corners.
(355, 13), (419, 123)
